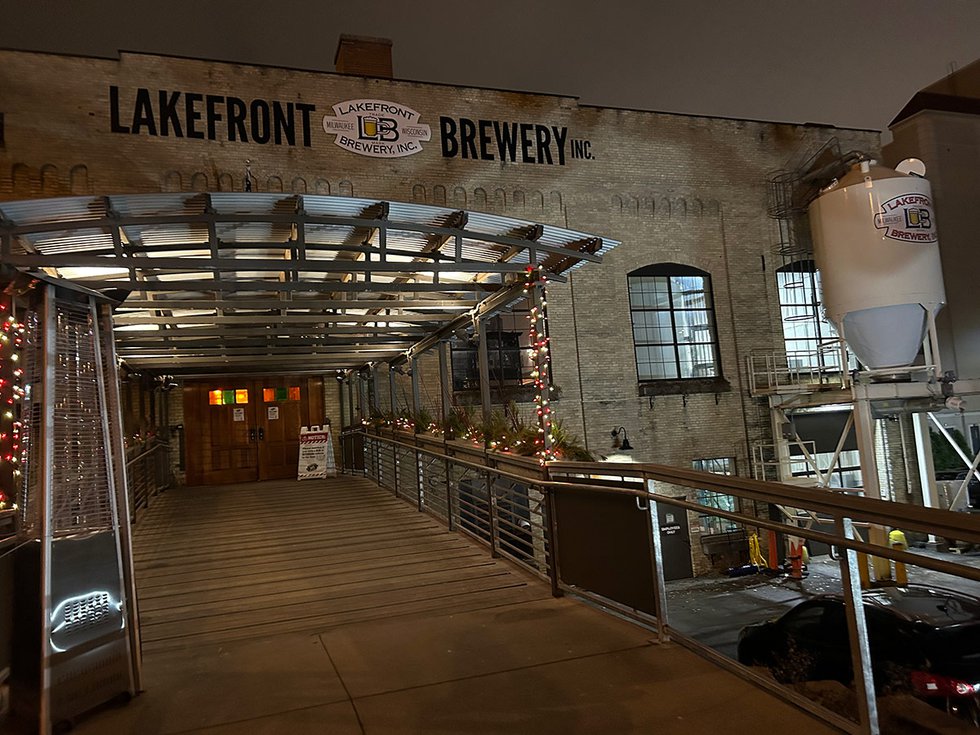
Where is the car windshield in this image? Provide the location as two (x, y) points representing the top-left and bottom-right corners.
(866, 588), (980, 626)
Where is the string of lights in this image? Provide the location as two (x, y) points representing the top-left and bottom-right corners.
(524, 265), (554, 465)
(0, 298), (27, 512)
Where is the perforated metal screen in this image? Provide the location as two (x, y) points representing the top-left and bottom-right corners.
(51, 301), (113, 532)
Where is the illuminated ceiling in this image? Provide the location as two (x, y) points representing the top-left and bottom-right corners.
(0, 193), (617, 375)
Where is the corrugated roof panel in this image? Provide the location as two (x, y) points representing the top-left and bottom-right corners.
(0, 196), (105, 226)
(386, 201), (463, 228)
(215, 222), (289, 244)
(24, 228), (115, 254)
(304, 223), (358, 245)
(301, 196), (380, 219)
(122, 223), (210, 247)
(209, 193), (297, 215)
(111, 194), (208, 218)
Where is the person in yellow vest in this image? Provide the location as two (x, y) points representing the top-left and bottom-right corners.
(888, 528), (910, 585)
(889, 528), (908, 551)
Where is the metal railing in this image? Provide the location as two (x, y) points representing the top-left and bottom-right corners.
(342, 426), (980, 735)
(125, 440), (172, 522)
(747, 348), (850, 396)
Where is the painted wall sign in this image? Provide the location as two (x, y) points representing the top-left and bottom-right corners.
(321, 99), (431, 157)
(108, 86), (317, 146)
(106, 84), (594, 166)
(439, 117), (593, 165)
(873, 193), (937, 243)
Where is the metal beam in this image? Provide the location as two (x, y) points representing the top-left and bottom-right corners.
(112, 326), (429, 339)
(126, 352), (405, 366)
(3, 254), (534, 274)
(5, 213), (603, 264)
(117, 298), (477, 310)
(73, 280), (500, 294)
(478, 322), (492, 427)
(116, 338), (422, 350)
(117, 345), (410, 358)
(113, 313), (453, 325)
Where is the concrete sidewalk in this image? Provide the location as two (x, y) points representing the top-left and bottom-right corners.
(74, 595), (837, 734)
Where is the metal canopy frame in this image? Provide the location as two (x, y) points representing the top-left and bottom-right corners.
(0, 193), (618, 376)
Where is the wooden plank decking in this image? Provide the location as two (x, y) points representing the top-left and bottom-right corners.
(132, 475), (550, 653)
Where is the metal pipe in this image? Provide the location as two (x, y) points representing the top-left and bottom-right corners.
(853, 396), (882, 500)
(926, 306), (942, 377)
(94, 301), (143, 694)
(411, 357), (421, 418)
(648, 489), (670, 643)
(39, 286), (56, 735)
(477, 321), (492, 431)
(338, 377), (346, 430)
(438, 342), (451, 428)
(838, 517), (880, 735)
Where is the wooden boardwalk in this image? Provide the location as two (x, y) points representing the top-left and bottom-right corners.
(132, 475), (550, 653)
(71, 474), (837, 734)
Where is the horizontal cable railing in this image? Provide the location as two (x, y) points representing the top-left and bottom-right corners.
(342, 426), (980, 735)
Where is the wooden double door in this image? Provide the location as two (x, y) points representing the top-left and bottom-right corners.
(185, 376), (324, 486)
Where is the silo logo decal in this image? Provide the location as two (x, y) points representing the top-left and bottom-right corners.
(873, 194), (937, 243)
(321, 99), (431, 158)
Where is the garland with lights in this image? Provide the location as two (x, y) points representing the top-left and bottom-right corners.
(523, 265), (554, 465)
(0, 300), (26, 512)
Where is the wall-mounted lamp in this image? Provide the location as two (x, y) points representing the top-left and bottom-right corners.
(610, 426), (633, 451)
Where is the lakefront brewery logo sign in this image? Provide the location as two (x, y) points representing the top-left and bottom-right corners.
(321, 99), (431, 158)
(873, 193), (937, 243)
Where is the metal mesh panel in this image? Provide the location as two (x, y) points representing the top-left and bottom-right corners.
(18, 307), (43, 532)
(51, 301), (113, 532)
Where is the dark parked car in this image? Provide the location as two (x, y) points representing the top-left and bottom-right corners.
(737, 586), (980, 726)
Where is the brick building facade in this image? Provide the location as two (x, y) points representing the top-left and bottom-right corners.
(0, 47), (883, 574)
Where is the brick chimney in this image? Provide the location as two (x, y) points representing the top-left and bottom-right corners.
(334, 35), (393, 78)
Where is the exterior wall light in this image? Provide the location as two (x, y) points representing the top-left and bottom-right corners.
(611, 426), (633, 451)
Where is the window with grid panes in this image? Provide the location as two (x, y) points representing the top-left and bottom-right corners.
(628, 264), (720, 381)
(692, 457), (739, 534)
(451, 304), (535, 392)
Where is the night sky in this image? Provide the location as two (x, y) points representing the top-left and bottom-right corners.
(3, 0), (980, 134)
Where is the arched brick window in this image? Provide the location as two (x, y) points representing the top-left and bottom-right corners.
(628, 263), (720, 381)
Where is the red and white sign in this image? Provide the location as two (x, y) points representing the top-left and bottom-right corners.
(298, 425), (335, 479)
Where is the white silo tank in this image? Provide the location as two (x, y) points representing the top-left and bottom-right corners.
(808, 159), (945, 370)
